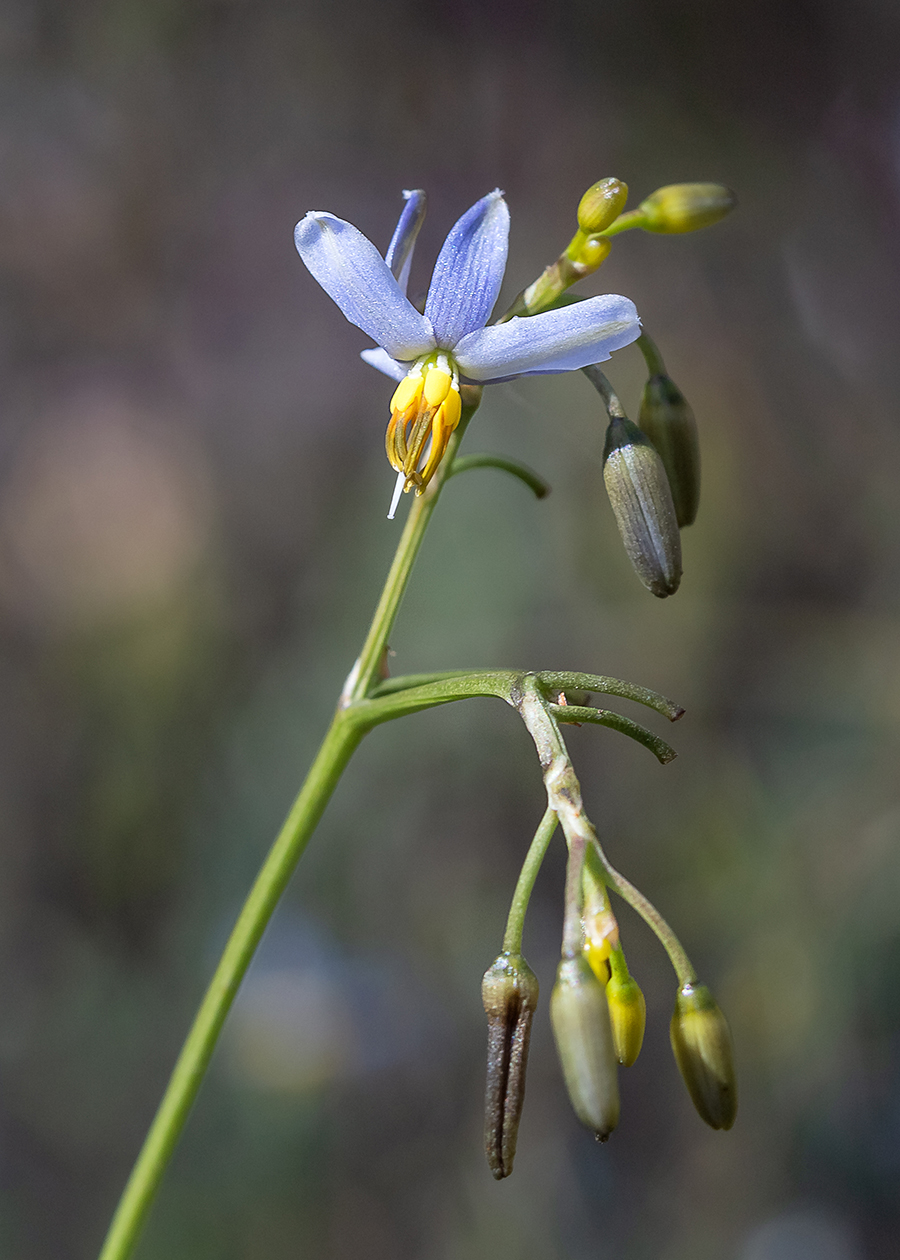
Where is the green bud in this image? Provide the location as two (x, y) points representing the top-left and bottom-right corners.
(550, 955), (620, 1140)
(638, 183), (736, 234)
(638, 374), (701, 528)
(482, 952), (540, 1179)
(577, 178), (629, 234)
(669, 982), (737, 1130)
(606, 970), (647, 1067)
(603, 416), (682, 598)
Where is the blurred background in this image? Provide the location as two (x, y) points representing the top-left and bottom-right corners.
(1, 0), (899, 1256)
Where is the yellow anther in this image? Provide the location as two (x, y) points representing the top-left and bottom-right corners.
(423, 367), (452, 408)
(441, 383), (462, 431)
(583, 938), (612, 985)
(390, 374), (424, 415)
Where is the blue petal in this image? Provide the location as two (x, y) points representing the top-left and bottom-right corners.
(453, 294), (640, 381)
(295, 212), (436, 362)
(360, 347), (407, 381)
(424, 190), (509, 349)
(385, 190), (426, 296)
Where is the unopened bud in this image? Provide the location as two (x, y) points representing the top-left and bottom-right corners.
(577, 178), (629, 234)
(482, 952), (540, 1179)
(603, 416), (682, 597)
(669, 982), (737, 1130)
(550, 955), (620, 1140)
(638, 374), (701, 528)
(638, 183), (736, 234)
(606, 968), (647, 1067)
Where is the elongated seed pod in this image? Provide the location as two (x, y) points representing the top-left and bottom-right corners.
(482, 952), (539, 1178)
(550, 956), (620, 1139)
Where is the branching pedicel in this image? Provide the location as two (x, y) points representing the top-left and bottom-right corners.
(98, 177), (737, 1260)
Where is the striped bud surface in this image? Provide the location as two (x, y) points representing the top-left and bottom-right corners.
(638, 374), (701, 528)
(603, 416), (682, 597)
(669, 982), (738, 1130)
(550, 956), (620, 1140)
(482, 952), (540, 1179)
(577, 178), (629, 234)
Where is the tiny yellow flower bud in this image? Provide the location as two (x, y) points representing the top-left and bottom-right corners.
(638, 183), (736, 234)
(583, 937), (612, 985)
(606, 969), (646, 1067)
(603, 416), (682, 598)
(577, 178), (629, 234)
(482, 952), (540, 1179)
(669, 982), (737, 1130)
(550, 956), (620, 1140)
(638, 374), (701, 528)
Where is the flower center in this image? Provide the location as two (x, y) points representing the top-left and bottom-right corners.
(385, 352), (462, 499)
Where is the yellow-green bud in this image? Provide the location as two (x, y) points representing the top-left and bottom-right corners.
(603, 416), (682, 598)
(638, 374), (701, 528)
(638, 183), (736, 234)
(669, 982), (737, 1130)
(482, 952), (540, 1179)
(577, 178), (629, 234)
(550, 955), (620, 1140)
(606, 971), (646, 1067)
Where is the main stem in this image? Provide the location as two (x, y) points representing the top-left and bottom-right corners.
(98, 407), (476, 1260)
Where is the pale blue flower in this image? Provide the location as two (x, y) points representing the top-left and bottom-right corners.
(295, 190), (640, 515)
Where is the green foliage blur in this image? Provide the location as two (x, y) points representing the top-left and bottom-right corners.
(0, 1), (898, 1257)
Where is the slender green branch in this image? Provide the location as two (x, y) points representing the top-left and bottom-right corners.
(98, 712), (364, 1260)
(502, 807), (559, 954)
(636, 331), (667, 377)
(345, 393), (480, 705)
(537, 671), (684, 722)
(448, 453), (550, 499)
(548, 704), (678, 765)
(597, 209), (646, 237)
(585, 843), (696, 985)
(581, 364), (627, 418)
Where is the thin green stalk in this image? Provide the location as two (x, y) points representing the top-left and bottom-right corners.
(502, 807), (558, 953)
(586, 844), (696, 985)
(346, 400), (478, 704)
(98, 400), (482, 1260)
(636, 331), (667, 377)
(98, 713), (363, 1260)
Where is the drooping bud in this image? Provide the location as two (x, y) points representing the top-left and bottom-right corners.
(577, 178), (629, 234)
(638, 374), (701, 528)
(482, 952), (540, 1179)
(669, 982), (737, 1130)
(638, 184), (736, 234)
(550, 955), (620, 1140)
(602, 416), (682, 597)
(605, 963), (647, 1068)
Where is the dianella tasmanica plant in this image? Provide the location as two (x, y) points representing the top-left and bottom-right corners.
(97, 178), (737, 1258)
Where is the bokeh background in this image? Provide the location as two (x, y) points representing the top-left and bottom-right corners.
(1, 0), (900, 1257)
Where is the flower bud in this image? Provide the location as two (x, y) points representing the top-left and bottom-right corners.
(638, 374), (701, 528)
(606, 970), (646, 1067)
(669, 982), (737, 1130)
(550, 955), (620, 1140)
(603, 416), (682, 598)
(577, 178), (629, 234)
(638, 183), (736, 234)
(482, 952), (540, 1179)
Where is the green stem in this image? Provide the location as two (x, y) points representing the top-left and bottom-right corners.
(98, 712), (363, 1260)
(502, 807), (558, 953)
(586, 843), (696, 985)
(98, 399), (482, 1260)
(636, 332), (667, 377)
(346, 399), (478, 705)
(448, 453), (550, 499)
